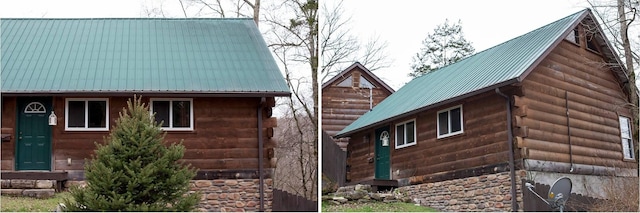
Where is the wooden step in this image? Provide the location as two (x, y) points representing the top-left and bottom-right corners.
(1, 171), (68, 192)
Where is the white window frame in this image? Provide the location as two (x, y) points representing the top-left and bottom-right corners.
(437, 105), (464, 139)
(619, 116), (635, 160)
(395, 119), (417, 149)
(149, 98), (194, 131)
(65, 98), (109, 131)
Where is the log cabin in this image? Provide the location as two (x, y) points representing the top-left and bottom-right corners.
(0, 18), (289, 211)
(322, 62), (394, 150)
(335, 9), (638, 211)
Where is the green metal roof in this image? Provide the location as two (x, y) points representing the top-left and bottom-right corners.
(337, 9), (588, 137)
(1, 18), (290, 96)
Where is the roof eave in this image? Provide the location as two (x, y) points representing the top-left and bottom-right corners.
(0, 91), (292, 97)
(335, 78), (520, 138)
(322, 62), (395, 93)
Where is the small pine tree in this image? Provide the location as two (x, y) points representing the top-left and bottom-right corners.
(63, 96), (200, 211)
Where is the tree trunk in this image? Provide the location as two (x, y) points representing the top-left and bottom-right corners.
(617, 0), (639, 146)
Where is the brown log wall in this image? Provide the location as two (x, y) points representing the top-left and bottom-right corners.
(322, 68), (392, 150)
(347, 92), (511, 184)
(518, 40), (636, 170)
(1, 97), (17, 171)
(1, 96), (277, 178)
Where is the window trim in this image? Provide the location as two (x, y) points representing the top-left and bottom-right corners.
(65, 98), (110, 131)
(395, 119), (417, 149)
(619, 116), (635, 160)
(149, 98), (194, 131)
(437, 105), (464, 139)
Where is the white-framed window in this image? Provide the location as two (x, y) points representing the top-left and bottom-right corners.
(395, 119), (416, 149)
(619, 116), (635, 160)
(437, 105), (464, 138)
(150, 98), (193, 131)
(65, 98), (109, 131)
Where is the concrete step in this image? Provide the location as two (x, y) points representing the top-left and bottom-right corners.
(1, 188), (55, 199)
(1, 179), (56, 189)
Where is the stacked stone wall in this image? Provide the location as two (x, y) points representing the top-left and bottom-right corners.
(402, 171), (526, 212)
(190, 178), (273, 212)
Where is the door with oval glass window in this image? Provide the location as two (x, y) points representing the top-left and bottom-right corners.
(375, 126), (390, 179)
(16, 97), (52, 170)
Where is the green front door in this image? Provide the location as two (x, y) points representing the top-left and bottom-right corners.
(16, 97), (52, 170)
(375, 126), (390, 179)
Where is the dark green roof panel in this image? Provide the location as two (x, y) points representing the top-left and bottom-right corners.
(1, 18), (290, 95)
(337, 9), (587, 136)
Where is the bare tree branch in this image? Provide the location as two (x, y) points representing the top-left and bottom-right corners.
(320, 0), (391, 82)
(178, 0), (189, 17)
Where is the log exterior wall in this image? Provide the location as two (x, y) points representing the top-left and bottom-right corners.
(517, 39), (637, 173)
(1, 96), (277, 180)
(347, 91), (511, 184)
(345, 35), (638, 185)
(1, 97), (17, 171)
(322, 67), (392, 150)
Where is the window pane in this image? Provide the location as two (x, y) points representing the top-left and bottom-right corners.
(406, 121), (415, 144)
(172, 101), (191, 128)
(622, 138), (632, 159)
(68, 101), (85, 128)
(396, 125), (405, 146)
(438, 111), (449, 135)
(620, 117), (631, 138)
(450, 108), (462, 132)
(153, 101), (170, 127)
(87, 101), (106, 128)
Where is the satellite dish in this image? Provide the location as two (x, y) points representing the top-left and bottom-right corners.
(525, 177), (573, 212)
(548, 177), (572, 211)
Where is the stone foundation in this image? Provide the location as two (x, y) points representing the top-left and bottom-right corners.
(402, 171), (526, 212)
(60, 179), (273, 212)
(190, 179), (273, 212)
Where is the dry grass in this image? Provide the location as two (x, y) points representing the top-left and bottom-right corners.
(1, 192), (71, 212)
(588, 177), (639, 212)
(322, 200), (437, 212)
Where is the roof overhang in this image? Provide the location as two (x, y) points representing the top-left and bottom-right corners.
(0, 91), (292, 97)
(335, 78), (519, 138)
(322, 62), (395, 93)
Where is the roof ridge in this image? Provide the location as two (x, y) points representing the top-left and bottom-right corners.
(414, 8), (588, 80)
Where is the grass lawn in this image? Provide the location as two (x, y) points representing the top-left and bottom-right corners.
(322, 200), (437, 212)
(1, 192), (71, 212)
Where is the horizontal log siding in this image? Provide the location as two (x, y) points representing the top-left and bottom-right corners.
(322, 68), (392, 150)
(2, 96), (275, 176)
(346, 131), (375, 181)
(519, 40), (635, 169)
(322, 87), (390, 133)
(1, 97), (17, 171)
(347, 92), (510, 183)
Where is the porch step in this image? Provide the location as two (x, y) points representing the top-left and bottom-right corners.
(1, 188), (55, 199)
(1, 179), (58, 189)
(1, 171), (68, 192)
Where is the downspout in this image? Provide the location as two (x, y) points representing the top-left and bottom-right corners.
(257, 97), (266, 212)
(495, 88), (518, 212)
(565, 91), (574, 173)
(369, 85), (373, 111)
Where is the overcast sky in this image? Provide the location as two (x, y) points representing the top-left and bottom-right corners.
(0, 0), (141, 18)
